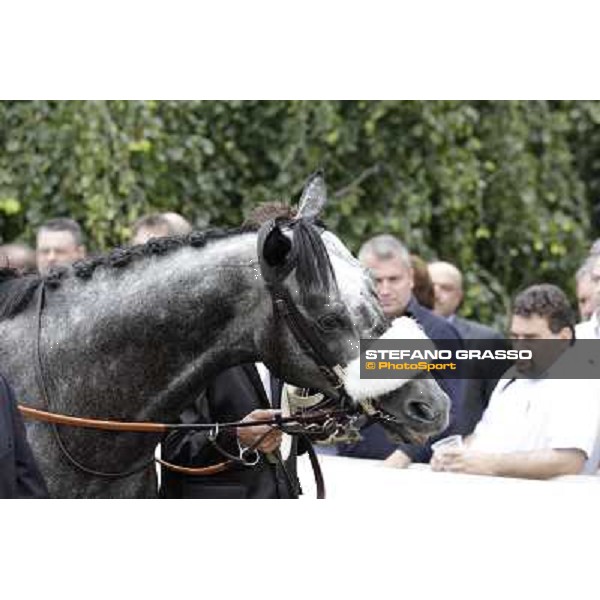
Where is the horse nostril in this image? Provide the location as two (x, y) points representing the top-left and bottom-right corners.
(406, 400), (436, 423)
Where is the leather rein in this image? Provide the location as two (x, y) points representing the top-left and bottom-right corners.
(18, 219), (358, 498)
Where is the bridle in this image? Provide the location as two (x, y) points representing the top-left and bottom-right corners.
(18, 219), (365, 498)
(256, 219), (392, 432)
(256, 218), (354, 407)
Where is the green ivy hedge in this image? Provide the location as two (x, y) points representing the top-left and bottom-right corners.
(1, 100), (598, 330)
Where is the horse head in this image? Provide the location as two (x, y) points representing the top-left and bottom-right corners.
(255, 171), (450, 444)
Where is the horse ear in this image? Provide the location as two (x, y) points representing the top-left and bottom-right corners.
(296, 170), (327, 220)
(262, 222), (292, 267)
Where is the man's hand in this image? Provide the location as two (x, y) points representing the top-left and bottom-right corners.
(384, 449), (412, 469)
(236, 409), (283, 454)
(430, 448), (498, 476)
(431, 447), (585, 479)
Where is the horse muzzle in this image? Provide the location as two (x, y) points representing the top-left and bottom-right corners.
(373, 371), (450, 442)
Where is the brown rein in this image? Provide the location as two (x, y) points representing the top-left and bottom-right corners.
(18, 404), (234, 476)
(17, 403), (334, 487)
(155, 457), (231, 476)
(18, 403), (344, 433)
(19, 405), (170, 432)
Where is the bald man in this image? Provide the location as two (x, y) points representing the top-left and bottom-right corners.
(428, 261), (463, 319)
(576, 254), (600, 340)
(429, 261), (502, 339)
(162, 212), (192, 235)
(428, 260), (507, 434)
(576, 262), (596, 322)
(130, 213), (175, 245)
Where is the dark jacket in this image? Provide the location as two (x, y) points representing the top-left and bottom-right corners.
(451, 316), (509, 435)
(0, 374), (49, 499)
(337, 297), (466, 462)
(160, 364), (301, 499)
(451, 316), (502, 342)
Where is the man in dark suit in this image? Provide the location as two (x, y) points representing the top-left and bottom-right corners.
(0, 373), (49, 498)
(429, 260), (508, 434)
(336, 234), (466, 466)
(160, 363), (302, 498)
(159, 199), (306, 499)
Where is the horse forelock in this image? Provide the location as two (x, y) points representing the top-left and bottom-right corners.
(291, 219), (339, 305)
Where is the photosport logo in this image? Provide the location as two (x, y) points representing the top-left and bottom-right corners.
(359, 339), (600, 380)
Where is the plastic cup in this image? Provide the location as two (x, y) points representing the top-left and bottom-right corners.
(431, 435), (463, 456)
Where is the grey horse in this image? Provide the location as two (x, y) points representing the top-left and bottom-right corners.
(0, 173), (449, 497)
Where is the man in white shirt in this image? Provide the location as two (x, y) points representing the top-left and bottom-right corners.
(575, 254), (600, 340)
(431, 284), (600, 479)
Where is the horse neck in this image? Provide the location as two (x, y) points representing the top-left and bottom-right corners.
(43, 233), (268, 422)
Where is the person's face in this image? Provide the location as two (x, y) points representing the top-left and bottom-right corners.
(131, 225), (171, 246)
(576, 273), (595, 321)
(362, 253), (413, 318)
(590, 257), (600, 318)
(509, 314), (571, 375)
(1, 247), (35, 272)
(429, 265), (463, 318)
(509, 314), (567, 341)
(36, 230), (85, 275)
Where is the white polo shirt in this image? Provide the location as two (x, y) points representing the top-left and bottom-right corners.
(575, 311), (600, 339)
(470, 372), (600, 474)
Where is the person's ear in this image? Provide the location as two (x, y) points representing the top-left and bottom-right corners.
(558, 326), (573, 341)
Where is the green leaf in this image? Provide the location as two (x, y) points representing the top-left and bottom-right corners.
(128, 139), (152, 153)
(0, 197), (21, 215)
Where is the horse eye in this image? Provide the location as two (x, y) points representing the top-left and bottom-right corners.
(318, 313), (346, 331)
